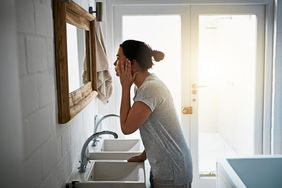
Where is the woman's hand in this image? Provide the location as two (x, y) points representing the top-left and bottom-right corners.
(127, 150), (147, 162)
(117, 59), (135, 89)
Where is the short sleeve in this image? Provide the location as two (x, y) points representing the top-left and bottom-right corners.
(134, 82), (160, 112)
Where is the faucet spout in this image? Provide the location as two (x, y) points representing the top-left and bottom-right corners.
(92, 114), (119, 146)
(94, 114), (120, 133)
(79, 130), (118, 173)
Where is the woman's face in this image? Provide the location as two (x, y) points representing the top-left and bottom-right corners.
(114, 47), (127, 76)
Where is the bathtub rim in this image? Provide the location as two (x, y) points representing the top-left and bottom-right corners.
(217, 157), (246, 188)
(216, 155), (282, 188)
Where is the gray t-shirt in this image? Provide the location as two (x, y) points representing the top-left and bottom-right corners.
(133, 74), (193, 185)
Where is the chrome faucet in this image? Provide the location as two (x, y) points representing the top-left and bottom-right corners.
(79, 131), (118, 173)
(92, 114), (119, 146)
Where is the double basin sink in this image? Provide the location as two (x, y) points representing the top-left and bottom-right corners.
(67, 139), (146, 188)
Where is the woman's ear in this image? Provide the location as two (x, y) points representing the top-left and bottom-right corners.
(131, 59), (140, 70)
(130, 59), (139, 74)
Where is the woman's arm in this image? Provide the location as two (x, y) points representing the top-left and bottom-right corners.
(118, 60), (151, 134)
(120, 100), (151, 134)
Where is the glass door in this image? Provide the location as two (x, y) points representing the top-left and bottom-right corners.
(112, 5), (191, 143)
(190, 5), (265, 187)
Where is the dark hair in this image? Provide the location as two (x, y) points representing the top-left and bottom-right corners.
(120, 40), (165, 70)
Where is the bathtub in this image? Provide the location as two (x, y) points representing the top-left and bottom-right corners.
(216, 155), (282, 188)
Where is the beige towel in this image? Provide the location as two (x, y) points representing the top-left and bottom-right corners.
(95, 21), (112, 103)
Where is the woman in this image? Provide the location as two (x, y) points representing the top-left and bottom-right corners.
(114, 40), (193, 188)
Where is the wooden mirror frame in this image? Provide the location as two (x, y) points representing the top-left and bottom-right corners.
(53, 0), (97, 124)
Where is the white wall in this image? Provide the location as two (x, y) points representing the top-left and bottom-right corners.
(273, 0), (282, 154)
(0, 1), (23, 187)
(0, 0), (120, 188)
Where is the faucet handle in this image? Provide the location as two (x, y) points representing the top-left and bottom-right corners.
(92, 139), (99, 147)
(93, 136), (102, 141)
(78, 161), (83, 169)
(92, 136), (102, 147)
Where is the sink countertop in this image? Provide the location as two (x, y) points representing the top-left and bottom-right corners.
(68, 160), (95, 183)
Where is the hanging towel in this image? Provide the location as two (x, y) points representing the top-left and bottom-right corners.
(95, 21), (113, 103)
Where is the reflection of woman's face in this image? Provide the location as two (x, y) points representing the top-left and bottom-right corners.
(114, 47), (127, 76)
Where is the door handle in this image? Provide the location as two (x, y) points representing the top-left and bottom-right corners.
(182, 106), (193, 115)
(192, 83), (208, 94)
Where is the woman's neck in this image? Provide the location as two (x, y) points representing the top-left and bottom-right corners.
(133, 71), (150, 88)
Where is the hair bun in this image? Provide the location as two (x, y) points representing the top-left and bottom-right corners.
(152, 50), (165, 62)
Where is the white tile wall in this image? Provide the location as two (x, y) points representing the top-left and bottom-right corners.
(41, 137), (59, 179)
(34, 1), (53, 37)
(0, 2), (24, 187)
(26, 36), (48, 73)
(20, 74), (39, 117)
(38, 71), (55, 107)
(23, 149), (42, 188)
(18, 34), (27, 76)
(40, 174), (58, 188)
(26, 107), (51, 157)
(15, 0), (115, 187)
(55, 152), (72, 187)
(16, 0), (35, 33)
(46, 38), (55, 70)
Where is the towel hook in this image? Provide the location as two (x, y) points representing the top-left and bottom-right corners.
(89, 1), (103, 22)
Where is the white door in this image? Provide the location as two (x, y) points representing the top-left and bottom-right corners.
(190, 5), (265, 188)
(111, 3), (265, 188)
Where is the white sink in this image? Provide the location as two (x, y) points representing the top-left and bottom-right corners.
(67, 161), (146, 188)
(88, 161), (145, 182)
(100, 139), (143, 152)
(73, 161), (145, 188)
(89, 139), (143, 160)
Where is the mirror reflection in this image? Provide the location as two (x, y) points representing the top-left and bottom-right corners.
(66, 23), (89, 93)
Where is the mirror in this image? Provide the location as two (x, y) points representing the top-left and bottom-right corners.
(66, 23), (88, 93)
(53, 0), (97, 124)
